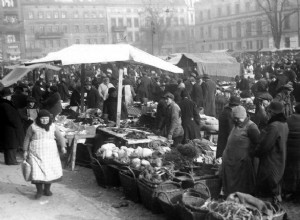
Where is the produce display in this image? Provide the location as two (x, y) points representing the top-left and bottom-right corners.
(202, 200), (262, 220)
(125, 130), (148, 139)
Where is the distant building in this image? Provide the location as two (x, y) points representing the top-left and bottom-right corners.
(0, 0), (24, 61)
(194, 0), (299, 52)
(22, 0), (108, 59)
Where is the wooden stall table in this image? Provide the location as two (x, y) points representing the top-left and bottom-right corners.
(96, 127), (154, 147)
(65, 132), (96, 171)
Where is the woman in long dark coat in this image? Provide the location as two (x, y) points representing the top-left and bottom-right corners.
(255, 101), (289, 204)
(0, 88), (25, 165)
(221, 106), (260, 197)
(283, 104), (300, 200)
(179, 90), (201, 143)
(202, 74), (216, 117)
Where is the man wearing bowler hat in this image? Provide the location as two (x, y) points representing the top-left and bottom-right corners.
(255, 101), (289, 204)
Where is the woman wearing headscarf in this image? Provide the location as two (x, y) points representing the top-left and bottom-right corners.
(102, 87), (128, 122)
(23, 110), (67, 199)
(221, 106), (260, 197)
(41, 86), (62, 118)
(283, 104), (300, 201)
(0, 88), (25, 165)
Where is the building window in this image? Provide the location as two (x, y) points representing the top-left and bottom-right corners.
(256, 20), (262, 35)
(135, 32), (140, 42)
(207, 10), (211, 19)
(75, 25), (79, 33)
(54, 12), (59, 19)
(39, 26), (44, 33)
(74, 11), (79, 18)
(40, 40), (46, 48)
(118, 18), (123, 27)
(99, 12), (104, 18)
(173, 17), (178, 25)
(218, 43), (224, 50)
(63, 25), (68, 33)
(99, 25), (105, 32)
(126, 8), (131, 13)
(218, 7), (222, 17)
(256, 40), (263, 49)
(84, 12), (89, 18)
(199, 11), (203, 20)
(93, 25), (97, 32)
(227, 42), (233, 50)
(49, 40), (53, 48)
(285, 37), (290, 47)
(181, 30), (185, 40)
(208, 26), (212, 38)
(174, 30), (179, 41)
(63, 39), (68, 46)
(284, 15), (290, 29)
(111, 18), (116, 26)
(30, 26), (34, 34)
(91, 12), (96, 18)
(61, 12), (67, 19)
(127, 31), (133, 42)
(166, 17), (171, 26)
(246, 21), (252, 36)
(75, 39), (80, 44)
(209, 44), (212, 50)
(200, 27), (204, 38)
(236, 41), (242, 49)
(218, 26), (223, 39)
(46, 12), (51, 19)
(235, 4), (240, 14)
(236, 21), (242, 38)
(53, 25), (59, 32)
(227, 24), (232, 38)
(245, 2), (250, 10)
(86, 39), (91, 44)
(201, 45), (205, 51)
(134, 18), (139, 27)
(38, 12), (44, 19)
(127, 18), (132, 27)
(28, 12), (34, 19)
(85, 25), (90, 32)
(180, 17), (184, 25)
(227, 5), (231, 15)
(246, 41), (253, 49)
(46, 26), (52, 33)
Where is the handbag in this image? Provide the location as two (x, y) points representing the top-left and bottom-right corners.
(21, 160), (32, 182)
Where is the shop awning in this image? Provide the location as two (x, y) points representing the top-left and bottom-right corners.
(1, 63), (61, 87)
(25, 44), (183, 74)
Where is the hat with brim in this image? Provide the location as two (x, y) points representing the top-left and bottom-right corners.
(1, 87), (12, 97)
(163, 92), (174, 100)
(191, 73), (197, 78)
(229, 96), (240, 106)
(268, 101), (284, 114)
(202, 74), (210, 79)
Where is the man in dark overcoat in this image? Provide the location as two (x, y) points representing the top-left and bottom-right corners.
(201, 74), (216, 117)
(255, 101), (289, 204)
(57, 78), (70, 102)
(85, 82), (101, 109)
(191, 76), (204, 109)
(179, 90), (201, 143)
(0, 88), (25, 165)
(216, 96), (240, 158)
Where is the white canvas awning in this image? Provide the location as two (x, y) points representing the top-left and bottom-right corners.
(25, 44), (183, 74)
(1, 63), (61, 87)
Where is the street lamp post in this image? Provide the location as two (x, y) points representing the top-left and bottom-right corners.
(151, 21), (155, 54)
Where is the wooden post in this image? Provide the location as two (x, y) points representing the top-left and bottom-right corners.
(116, 68), (124, 128)
(80, 64), (85, 112)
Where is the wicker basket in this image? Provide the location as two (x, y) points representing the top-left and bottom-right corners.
(90, 157), (120, 188)
(172, 171), (195, 189)
(137, 180), (181, 214)
(157, 190), (183, 220)
(119, 166), (140, 203)
(195, 178), (221, 199)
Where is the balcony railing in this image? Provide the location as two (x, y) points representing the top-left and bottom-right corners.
(35, 32), (64, 39)
(111, 26), (127, 32)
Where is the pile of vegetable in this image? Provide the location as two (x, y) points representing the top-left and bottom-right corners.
(201, 200), (262, 220)
(138, 166), (173, 185)
(125, 131), (148, 139)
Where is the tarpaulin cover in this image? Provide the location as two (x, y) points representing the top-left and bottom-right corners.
(1, 63), (61, 87)
(167, 52), (240, 78)
(25, 44), (183, 74)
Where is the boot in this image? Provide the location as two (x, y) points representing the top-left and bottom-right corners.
(44, 183), (53, 196)
(35, 183), (43, 199)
